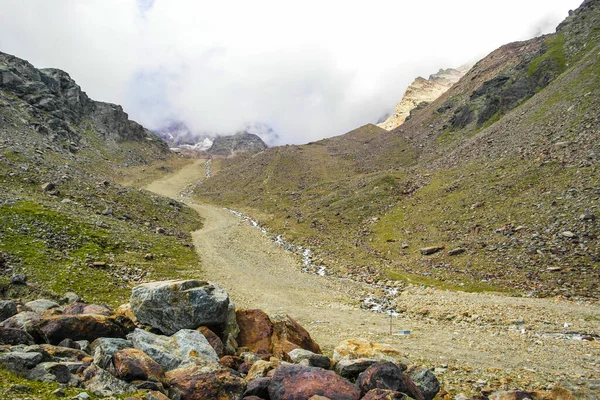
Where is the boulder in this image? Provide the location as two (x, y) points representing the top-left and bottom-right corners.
(11, 273), (27, 285)
(26, 362), (71, 384)
(57, 338), (81, 349)
(220, 355), (243, 371)
(63, 302), (112, 316)
(128, 328), (219, 371)
(166, 364), (247, 400)
(333, 339), (403, 362)
(90, 337), (133, 369)
(406, 366), (440, 400)
(0, 327), (35, 345)
(115, 303), (138, 325)
(236, 310), (321, 359)
(63, 292), (81, 304)
(81, 364), (137, 396)
(355, 362), (423, 400)
(268, 364), (360, 400)
(271, 314), (321, 357)
(130, 280), (231, 335)
(243, 376), (272, 398)
(246, 359), (275, 381)
(236, 309), (274, 355)
(40, 344), (89, 361)
(0, 311), (46, 343)
(25, 299), (61, 314)
(419, 246), (444, 255)
(198, 326), (225, 357)
(362, 389), (413, 399)
(0, 351), (43, 373)
(288, 348), (330, 369)
(112, 348), (166, 383)
(335, 358), (378, 381)
(0, 300), (20, 322)
(76, 340), (91, 354)
(38, 314), (129, 344)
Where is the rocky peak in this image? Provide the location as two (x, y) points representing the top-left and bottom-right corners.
(0, 51), (164, 147)
(208, 132), (267, 157)
(377, 65), (469, 131)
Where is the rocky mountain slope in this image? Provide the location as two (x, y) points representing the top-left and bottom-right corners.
(0, 52), (204, 306)
(377, 67), (469, 131)
(194, 0), (600, 298)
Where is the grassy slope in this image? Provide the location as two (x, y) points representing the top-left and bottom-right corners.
(194, 6), (600, 297)
(0, 94), (203, 307)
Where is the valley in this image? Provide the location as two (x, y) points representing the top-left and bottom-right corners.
(143, 158), (600, 397)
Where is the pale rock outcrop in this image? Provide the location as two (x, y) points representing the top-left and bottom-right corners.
(377, 66), (469, 131)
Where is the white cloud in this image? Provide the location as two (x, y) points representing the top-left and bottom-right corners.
(0, 0), (583, 145)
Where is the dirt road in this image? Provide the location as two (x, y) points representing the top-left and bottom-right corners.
(145, 159), (600, 397)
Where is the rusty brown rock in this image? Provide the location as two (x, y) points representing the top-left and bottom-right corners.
(236, 309), (274, 355)
(166, 364), (246, 400)
(355, 362), (423, 400)
(219, 355), (243, 370)
(39, 314), (129, 344)
(198, 326), (225, 357)
(268, 364), (360, 400)
(270, 315), (321, 357)
(113, 348), (166, 383)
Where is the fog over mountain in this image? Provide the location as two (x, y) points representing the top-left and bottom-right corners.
(0, 0), (582, 145)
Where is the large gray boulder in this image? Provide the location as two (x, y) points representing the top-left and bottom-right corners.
(128, 328), (219, 371)
(0, 351), (43, 373)
(130, 280), (231, 335)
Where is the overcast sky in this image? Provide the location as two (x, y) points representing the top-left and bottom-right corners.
(0, 0), (583, 145)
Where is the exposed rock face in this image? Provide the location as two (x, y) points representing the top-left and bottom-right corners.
(268, 364), (360, 400)
(130, 280), (232, 336)
(208, 132), (267, 156)
(0, 51), (169, 170)
(378, 67), (469, 131)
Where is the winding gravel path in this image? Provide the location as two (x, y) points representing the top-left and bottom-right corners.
(144, 159), (600, 397)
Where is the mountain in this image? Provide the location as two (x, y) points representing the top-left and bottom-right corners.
(0, 51), (203, 305)
(193, 0), (600, 298)
(207, 132), (268, 156)
(377, 66), (469, 131)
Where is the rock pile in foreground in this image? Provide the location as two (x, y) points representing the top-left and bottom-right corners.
(0, 280), (575, 399)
